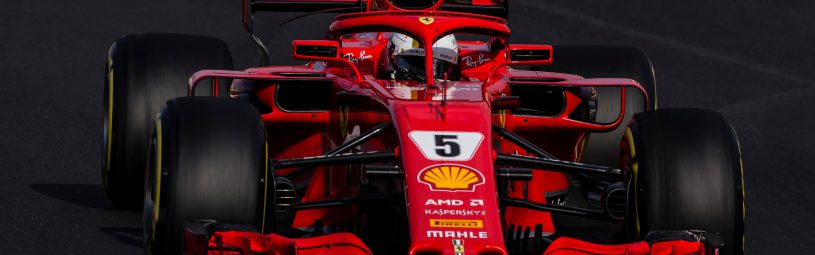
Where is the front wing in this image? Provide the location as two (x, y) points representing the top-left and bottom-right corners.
(183, 221), (721, 255)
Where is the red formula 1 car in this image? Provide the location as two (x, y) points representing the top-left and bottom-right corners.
(100, 0), (746, 254)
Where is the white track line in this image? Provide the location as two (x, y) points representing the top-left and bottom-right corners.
(516, 1), (815, 87)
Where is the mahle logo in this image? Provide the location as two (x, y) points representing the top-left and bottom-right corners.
(418, 165), (484, 192)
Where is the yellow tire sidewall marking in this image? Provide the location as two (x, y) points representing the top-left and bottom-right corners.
(624, 127), (641, 238)
(261, 141), (269, 233)
(105, 55), (114, 172)
(152, 116), (163, 240)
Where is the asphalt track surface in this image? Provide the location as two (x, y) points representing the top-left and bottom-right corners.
(1, 0), (813, 253)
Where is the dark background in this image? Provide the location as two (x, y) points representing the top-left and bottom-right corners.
(1, 0), (813, 253)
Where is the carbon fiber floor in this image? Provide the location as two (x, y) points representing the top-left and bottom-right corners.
(1, 0), (814, 253)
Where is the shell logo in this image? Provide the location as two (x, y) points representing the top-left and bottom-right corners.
(418, 165), (484, 192)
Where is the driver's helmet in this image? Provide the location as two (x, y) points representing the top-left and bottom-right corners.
(388, 33), (458, 82)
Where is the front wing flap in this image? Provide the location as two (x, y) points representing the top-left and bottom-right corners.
(183, 221), (372, 255)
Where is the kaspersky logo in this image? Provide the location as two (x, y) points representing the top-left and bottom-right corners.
(418, 164), (484, 192)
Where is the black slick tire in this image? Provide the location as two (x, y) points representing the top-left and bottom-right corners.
(534, 45), (656, 166)
(102, 33), (233, 209)
(144, 97), (268, 254)
(622, 108), (746, 255)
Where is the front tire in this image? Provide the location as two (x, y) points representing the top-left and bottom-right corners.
(144, 97), (268, 254)
(102, 33), (233, 209)
(622, 108), (745, 254)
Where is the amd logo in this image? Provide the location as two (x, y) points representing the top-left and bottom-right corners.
(425, 199), (484, 206)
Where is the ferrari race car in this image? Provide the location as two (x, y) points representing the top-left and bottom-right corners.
(100, 0), (746, 254)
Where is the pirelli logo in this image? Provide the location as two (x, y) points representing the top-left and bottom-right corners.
(430, 219), (483, 229)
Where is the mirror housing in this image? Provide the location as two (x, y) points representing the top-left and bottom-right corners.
(292, 40), (341, 61)
(492, 96), (520, 110)
(292, 40), (363, 81)
(506, 44), (553, 66)
(486, 44), (554, 84)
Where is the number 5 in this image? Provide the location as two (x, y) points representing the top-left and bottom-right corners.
(434, 135), (461, 157)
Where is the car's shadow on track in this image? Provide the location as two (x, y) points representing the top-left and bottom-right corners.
(100, 227), (144, 248)
(29, 183), (113, 210)
(29, 183), (145, 248)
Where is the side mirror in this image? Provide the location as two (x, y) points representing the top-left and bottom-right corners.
(292, 40), (363, 81)
(492, 96), (520, 110)
(292, 40), (341, 61)
(485, 44), (554, 84)
(506, 44), (553, 66)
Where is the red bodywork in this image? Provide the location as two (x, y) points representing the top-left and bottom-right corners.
(182, 0), (712, 254)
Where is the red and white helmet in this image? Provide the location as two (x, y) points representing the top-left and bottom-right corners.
(388, 33), (458, 81)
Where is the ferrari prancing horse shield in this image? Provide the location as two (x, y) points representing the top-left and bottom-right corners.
(419, 17), (434, 25)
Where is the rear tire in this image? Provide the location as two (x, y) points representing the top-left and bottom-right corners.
(534, 45), (656, 166)
(143, 97), (268, 254)
(622, 108), (745, 255)
(102, 33), (233, 209)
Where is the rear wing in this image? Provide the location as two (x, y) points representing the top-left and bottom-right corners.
(242, 0), (508, 65)
(243, 0), (508, 19)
